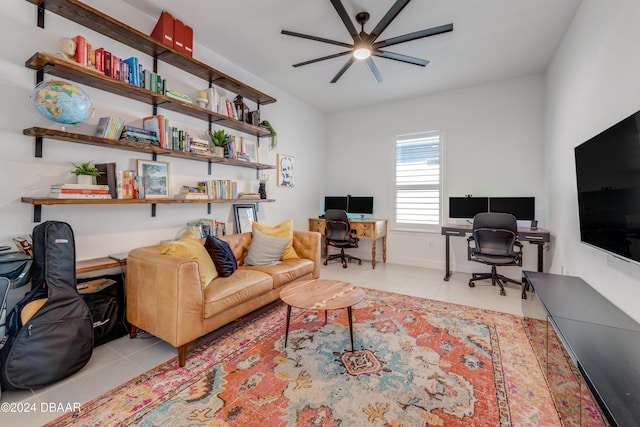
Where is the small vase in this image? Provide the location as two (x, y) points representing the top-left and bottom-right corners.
(77, 175), (93, 186)
(259, 182), (267, 199)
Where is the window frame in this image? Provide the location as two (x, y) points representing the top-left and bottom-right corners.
(392, 130), (444, 233)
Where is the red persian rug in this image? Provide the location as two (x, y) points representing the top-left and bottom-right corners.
(46, 289), (606, 426)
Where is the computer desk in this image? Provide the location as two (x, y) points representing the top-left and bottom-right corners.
(441, 224), (550, 281)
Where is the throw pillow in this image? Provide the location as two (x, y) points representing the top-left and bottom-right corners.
(251, 220), (299, 260)
(243, 229), (290, 266)
(204, 236), (237, 277)
(159, 231), (218, 288)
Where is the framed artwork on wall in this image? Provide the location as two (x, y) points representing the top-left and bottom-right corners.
(277, 154), (294, 187)
(234, 204), (257, 233)
(137, 159), (170, 199)
(241, 138), (259, 163)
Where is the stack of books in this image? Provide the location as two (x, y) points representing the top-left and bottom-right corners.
(96, 117), (125, 139)
(119, 125), (159, 145)
(50, 183), (112, 199)
(238, 192), (260, 200)
(189, 137), (211, 155)
(175, 185), (209, 199)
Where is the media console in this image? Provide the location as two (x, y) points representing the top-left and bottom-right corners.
(522, 271), (640, 426)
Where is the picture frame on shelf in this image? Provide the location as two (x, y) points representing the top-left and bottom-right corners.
(137, 159), (170, 199)
(234, 204), (257, 233)
(241, 138), (259, 163)
(277, 154), (294, 187)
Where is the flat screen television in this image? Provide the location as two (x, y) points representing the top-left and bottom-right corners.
(489, 197), (535, 220)
(324, 196), (348, 213)
(348, 196), (374, 215)
(575, 110), (640, 265)
(449, 197), (489, 219)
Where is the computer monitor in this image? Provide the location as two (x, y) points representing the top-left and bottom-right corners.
(348, 196), (374, 215)
(449, 197), (489, 219)
(489, 197), (535, 220)
(324, 196), (348, 213)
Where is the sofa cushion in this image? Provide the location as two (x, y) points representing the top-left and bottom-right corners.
(240, 258), (315, 288)
(204, 236), (237, 277)
(203, 269), (273, 318)
(252, 220), (299, 260)
(244, 229), (289, 266)
(159, 231), (218, 288)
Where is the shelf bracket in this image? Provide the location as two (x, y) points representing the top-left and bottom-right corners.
(35, 136), (43, 158)
(208, 161), (212, 175)
(37, 1), (46, 28)
(151, 204), (156, 217)
(33, 205), (42, 223)
(207, 203), (211, 215)
(152, 152), (157, 161)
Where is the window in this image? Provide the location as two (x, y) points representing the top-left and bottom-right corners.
(394, 131), (442, 231)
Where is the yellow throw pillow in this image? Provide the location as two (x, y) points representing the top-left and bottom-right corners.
(160, 231), (218, 288)
(252, 220), (299, 260)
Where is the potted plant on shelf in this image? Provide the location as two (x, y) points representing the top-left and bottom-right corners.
(72, 161), (102, 185)
(208, 129), (228, 158)
(260, 120), (277, 150)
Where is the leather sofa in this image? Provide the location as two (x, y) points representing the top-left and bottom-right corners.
(126, 230), (321, 367)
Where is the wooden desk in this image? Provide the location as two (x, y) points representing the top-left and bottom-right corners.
(441, 224), (550, 281)
(309, 218), (387, 269)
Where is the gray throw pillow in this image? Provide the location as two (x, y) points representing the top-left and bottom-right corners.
(244, 229), (289, 266)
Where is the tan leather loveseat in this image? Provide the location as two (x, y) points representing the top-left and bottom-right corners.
(126, 230), (321, 366)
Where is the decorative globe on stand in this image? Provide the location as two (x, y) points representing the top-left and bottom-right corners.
(31, 80), (94, 130)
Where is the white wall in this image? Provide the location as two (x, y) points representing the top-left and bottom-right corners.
(326, 74), (546, 275)
(0, 0), (325, 262)
(545, 0), (640, 322)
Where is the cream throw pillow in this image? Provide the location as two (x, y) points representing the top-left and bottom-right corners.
(251, 220), (299, 260)
(159, 231), (218, 288)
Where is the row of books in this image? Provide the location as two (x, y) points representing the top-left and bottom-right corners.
(142, 115), (202, 153)
(176, 180), (238, 200)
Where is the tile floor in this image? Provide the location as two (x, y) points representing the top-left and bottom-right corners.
(0, 261), (547, 426)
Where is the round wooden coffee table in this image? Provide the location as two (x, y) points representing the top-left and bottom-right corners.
(280, 279), (365, 352)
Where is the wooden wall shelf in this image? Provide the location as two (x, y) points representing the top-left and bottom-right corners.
(24, 127), (276, 170)
(26, 53), (272, 138)
(22, 197), (274, 222)
(26, 0), (276, 106)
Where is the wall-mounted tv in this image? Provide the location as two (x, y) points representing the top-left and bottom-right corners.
(575, 110), (640, 265)
(449, 197), (489, 219)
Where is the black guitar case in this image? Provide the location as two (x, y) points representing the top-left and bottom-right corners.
(0, 221), (93, 390)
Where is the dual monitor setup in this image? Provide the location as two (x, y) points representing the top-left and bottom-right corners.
(449, 196), (536, 227)
(322, 195), (374, 218)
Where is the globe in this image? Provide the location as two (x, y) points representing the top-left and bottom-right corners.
(31, 80), (94, 126)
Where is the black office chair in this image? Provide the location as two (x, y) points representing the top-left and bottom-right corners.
(467, 212), (523, 296)
(323, 209), (362, 268)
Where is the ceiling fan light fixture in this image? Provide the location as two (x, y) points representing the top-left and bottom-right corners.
(353, 47), (371, 60)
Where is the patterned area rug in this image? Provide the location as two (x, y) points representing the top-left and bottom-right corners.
(46, 289), (596, 426)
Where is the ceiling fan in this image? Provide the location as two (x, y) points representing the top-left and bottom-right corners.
(281, 0), (453, 83)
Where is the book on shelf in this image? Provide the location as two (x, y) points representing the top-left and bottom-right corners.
(151, 11), (174, 47)
(238, 192), (261, 200)
(95, 162), (117, 199)
(174, 193), (209, 200)
(50, 188), (110, 194)
(48, 193), (112, 199)
(51, 183), (110, 190)
(142, 115), (168, 149)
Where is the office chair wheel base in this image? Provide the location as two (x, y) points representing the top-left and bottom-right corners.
(500, 288), (506, 296)
(468, 280), (475, 288)
(342, 262), (347, 268)
(358, 260), (362, 265)
(323, 260), (328, 266)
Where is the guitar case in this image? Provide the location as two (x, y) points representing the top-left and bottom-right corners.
(0, 221), (93, 390)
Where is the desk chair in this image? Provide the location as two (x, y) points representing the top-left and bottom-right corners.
(323, 209), (362, 268)
(467, 212), (523, 296)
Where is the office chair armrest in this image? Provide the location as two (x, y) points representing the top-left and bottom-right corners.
(467, 236), (477, 260)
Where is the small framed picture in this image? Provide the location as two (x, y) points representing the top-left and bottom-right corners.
(234, 204), (257, 233)
(137, 159), (170, 199)
(277, 154), (294, 187)
(241, 138), (259, 163)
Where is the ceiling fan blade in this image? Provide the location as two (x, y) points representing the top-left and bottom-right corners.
(292, 51), (353, 67)
(330, 57), (356, 83)
(330, 0), (360, 40)
(373, 23), (453, 49)
(373, 50), (429, 67)
(281, 30), (353, 48)
(365, 58), (383, 83)
(369, 0), (412, 41)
